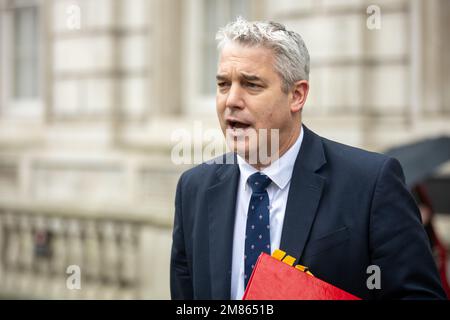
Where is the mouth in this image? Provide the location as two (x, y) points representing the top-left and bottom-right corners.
(226, 118), (252, 130)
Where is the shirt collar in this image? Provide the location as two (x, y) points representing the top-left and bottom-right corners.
(237, 126), (304, 191)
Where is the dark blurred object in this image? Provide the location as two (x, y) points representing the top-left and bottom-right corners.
(385, 136), (450, 188)
(385, 136), (450, 299)
(422, 176), (450, 214)
(412, 185), (450, 299)
(34, 230), (52, 258)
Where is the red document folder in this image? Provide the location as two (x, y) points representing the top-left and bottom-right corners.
(243, 251), (361, 300)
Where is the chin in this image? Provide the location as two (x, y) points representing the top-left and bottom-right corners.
(230, 141), (260, 165)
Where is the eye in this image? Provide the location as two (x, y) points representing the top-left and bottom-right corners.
(217, 82), (229, 88)
(245, 82), (262, 89)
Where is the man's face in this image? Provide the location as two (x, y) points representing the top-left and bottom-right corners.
(216, 42), (299, 164)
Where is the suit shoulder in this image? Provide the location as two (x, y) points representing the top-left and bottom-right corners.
(178, 153), (235, 186)
(320, 136), (390, 171)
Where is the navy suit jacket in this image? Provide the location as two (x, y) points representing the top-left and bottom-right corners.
(170, 125), (446, 299)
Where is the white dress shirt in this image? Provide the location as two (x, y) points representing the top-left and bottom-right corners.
(230, 128), (304, 300)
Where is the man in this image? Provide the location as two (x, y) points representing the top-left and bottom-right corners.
(170, 18), (446, 300)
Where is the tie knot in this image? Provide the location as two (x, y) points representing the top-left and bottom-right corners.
(248, 172), (272, 193)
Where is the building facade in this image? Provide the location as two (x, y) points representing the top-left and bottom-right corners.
(0, 0), (449, 299)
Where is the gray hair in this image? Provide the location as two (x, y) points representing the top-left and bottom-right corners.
(216, 17), (310, 93)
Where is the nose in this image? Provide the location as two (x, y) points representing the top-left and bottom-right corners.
(225, 83), (245, 110)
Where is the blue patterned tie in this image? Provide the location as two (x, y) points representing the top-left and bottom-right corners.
(244, 172), (272, 288)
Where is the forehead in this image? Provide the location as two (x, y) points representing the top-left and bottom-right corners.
(217, 42), (277, 76)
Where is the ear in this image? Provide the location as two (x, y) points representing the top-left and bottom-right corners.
(289, 80), (309, 113)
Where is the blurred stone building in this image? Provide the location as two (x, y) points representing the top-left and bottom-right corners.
(0, 0), (449, 299)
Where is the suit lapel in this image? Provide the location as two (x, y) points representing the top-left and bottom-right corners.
(207, 154), (240, 300)
(280, 125), (327, 262)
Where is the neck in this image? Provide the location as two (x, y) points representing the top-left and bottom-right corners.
(249, 124), (302, 171)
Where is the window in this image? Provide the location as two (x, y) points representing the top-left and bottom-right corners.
(183, 0), (252, 116)
(0, 0), (42, 118)
(13, 3), (39, 99)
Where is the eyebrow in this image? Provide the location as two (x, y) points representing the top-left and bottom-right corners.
(241, 73), (263, 82)
(216, 73), (265, 83)
(216, 75), (228, 82)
